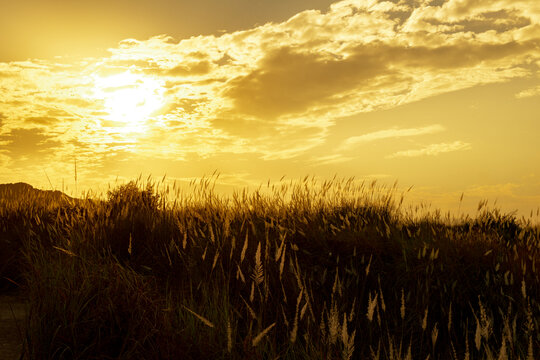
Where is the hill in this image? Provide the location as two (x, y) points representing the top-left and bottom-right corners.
(0, 182), (74, 204)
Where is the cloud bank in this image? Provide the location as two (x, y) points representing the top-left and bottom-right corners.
(0, 0), (539, 187)
(387, 140), (472, 158)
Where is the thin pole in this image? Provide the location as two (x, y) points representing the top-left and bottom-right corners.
(74, 157), (78, 197)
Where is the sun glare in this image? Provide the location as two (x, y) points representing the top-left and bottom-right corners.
(92, 72), (165, 132)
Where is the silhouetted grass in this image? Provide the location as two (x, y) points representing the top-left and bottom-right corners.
(1, 177), (538, 359)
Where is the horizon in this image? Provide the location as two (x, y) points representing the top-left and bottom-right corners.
(1, 0), (539, 219)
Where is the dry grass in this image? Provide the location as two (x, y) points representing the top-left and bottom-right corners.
(0, 176), (538, 359)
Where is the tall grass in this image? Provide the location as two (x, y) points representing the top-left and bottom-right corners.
(1, 177), (538, 359)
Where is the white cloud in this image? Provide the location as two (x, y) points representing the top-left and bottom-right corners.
(342, 124), (445, 148)
(466, 183), (521, 197)
(309, 154), (354, 166)
(387, 141), (472, 158)
(515, 85), (540, 98)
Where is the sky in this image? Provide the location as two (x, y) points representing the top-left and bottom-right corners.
(1, 0), (539, 218)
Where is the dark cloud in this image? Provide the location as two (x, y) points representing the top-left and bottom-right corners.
(25, 116), (59, 125)
(225, 39), (538, 119)
(0, 71), (17, 78)
(47, 108), (76, 117)
(0, 128), (61, 160)
(392, 39), (540, 69)
(197, 77), (227, 86)
(214, 53), (235, 66)
(187, 51), (209, 60)
(429, 0), (446, 6)
(27, 106), (75, 118)
(225, 46), (389, 119)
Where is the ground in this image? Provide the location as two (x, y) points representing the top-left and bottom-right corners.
(0, 293), (27, 360)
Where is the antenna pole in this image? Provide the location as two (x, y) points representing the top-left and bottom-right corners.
(75, 157), (78, 197)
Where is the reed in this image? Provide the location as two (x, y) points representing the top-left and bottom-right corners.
(0, 177), (538, 359)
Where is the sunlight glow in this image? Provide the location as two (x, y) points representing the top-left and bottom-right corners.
(92, 72), (165, 132)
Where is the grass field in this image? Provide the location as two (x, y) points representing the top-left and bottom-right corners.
(0, 177), (538, 359)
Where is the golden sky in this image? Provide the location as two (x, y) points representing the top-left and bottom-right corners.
(1, 0), (539, 217)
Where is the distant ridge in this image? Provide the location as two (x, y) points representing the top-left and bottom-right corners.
(0, 182), (75, 204)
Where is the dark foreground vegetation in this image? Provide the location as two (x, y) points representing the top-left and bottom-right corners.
(0, 178), (538, 359)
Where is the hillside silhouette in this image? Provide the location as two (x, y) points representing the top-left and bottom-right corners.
(0, 182), (74, 204)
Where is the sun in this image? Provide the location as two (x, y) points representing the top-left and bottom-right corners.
(93, 71), (165, 131)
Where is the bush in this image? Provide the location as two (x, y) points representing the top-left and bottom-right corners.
(107, 181), (161, 214)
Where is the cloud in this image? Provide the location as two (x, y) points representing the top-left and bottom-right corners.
(0, 128), (62, 160)
(342, 124), (445, 148)
(217, 2), (539, 133)
(465, 183), (522, 198)
(387, 141), (472, 158)
(428, 9), (531, 34)
(0, 0), (538, 184)
(25, 116), (59, 125)
(402, 0), (540, 33)
(166, 61), (212, 77)
(224, 46), (390, 119)
(308, 154), (354, 166)
(515, 85), (540, 98)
